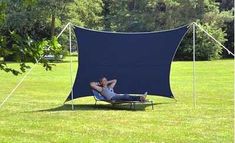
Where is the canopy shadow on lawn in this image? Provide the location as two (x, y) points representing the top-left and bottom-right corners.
(34, 102), (174, 112)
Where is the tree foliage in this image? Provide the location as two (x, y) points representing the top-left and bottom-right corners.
(0, 0), (233, 75)
(0, 0), (104, 75)
(102, 0), (233, 60)
(66, 0), (104, 29)
(217, 0), (234, 58)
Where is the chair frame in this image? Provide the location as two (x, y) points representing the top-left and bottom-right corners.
(92, 90), (154, 110)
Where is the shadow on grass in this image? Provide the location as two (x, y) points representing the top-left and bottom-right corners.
(34, 101), (175, 112)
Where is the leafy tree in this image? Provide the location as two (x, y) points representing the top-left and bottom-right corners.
(58, 0), (104, 54)
(2, 0), (47, 39)
(65, 0), (103, 29)
(216, 0), (234, 58)
(0, 1), (5, 23)
(36, 0), (73, 38)
(103, 0), (233, 60)
(0, 0), (234, 75)
(0, 0), (64, 75)
(177, 22), (227, 60)
(217, 0), (234, 10)
(0, 0), (104, 75)
(102, 0), (203, 31)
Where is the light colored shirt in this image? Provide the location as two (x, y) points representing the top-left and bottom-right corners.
(100, 87), (116, 100)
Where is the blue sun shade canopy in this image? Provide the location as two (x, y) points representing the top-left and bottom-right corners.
(66, 25), (189, 101)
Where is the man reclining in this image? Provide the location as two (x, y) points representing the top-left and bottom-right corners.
(90, 77), (147, 102)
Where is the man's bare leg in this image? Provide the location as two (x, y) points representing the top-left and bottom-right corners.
(140, 92), (148, 102)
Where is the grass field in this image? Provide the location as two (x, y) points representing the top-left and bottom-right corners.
(0, 58), (233, 143)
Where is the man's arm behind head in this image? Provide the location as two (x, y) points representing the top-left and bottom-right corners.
(107, 79), (117, 89)
(90, 82), (102, 92)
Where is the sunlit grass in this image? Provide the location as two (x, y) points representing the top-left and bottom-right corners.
(0, 58), (233, 143)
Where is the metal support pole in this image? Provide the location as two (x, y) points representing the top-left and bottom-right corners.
(69, 23), (74, 110)
(193, 23), (196, 108)
(233, 1), (235, 139)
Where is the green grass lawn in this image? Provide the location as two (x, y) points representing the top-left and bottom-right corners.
(0, 58), (233, 143)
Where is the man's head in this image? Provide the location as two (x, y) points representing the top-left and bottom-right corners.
(99, 77), (108, 87)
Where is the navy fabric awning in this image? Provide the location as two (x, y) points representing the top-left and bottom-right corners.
(66, 25), (189, 101)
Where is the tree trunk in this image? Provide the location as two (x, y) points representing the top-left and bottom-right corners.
(103, 0), (111, 31)
(51, 14), (55, 38)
